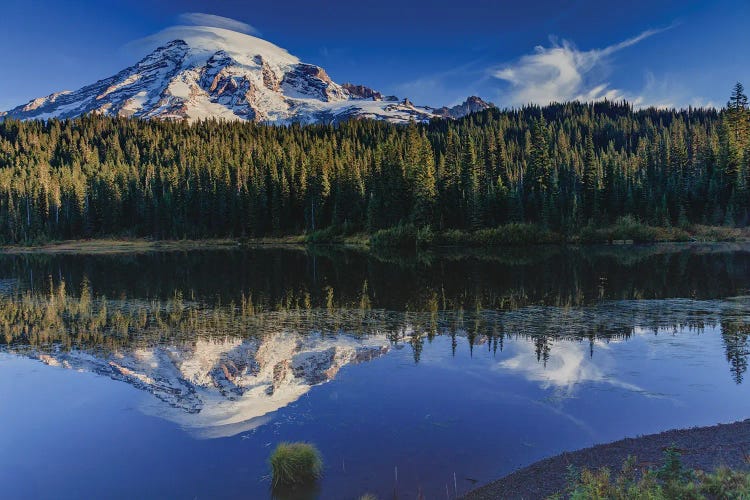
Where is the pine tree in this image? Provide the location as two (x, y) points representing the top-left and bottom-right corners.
(412, 137), (437, 227)
(582, 133), (599, 223)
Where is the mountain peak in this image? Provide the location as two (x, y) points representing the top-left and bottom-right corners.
(137, 25), (300, 67)
(2, 25), (491, 124)
(432, 96), (495, 119)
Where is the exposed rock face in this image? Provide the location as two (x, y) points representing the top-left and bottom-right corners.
(198, 51), (256, 119)
(280, 63), (348, 102)
(432, 96), (495, 119)
(11, 332), (389, 437)
(342, 83), (383, 101)
(2, 26), (492, 124)
(255, 55), (281, 92)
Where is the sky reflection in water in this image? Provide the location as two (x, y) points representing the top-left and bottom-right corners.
(0, 244), (749, 499)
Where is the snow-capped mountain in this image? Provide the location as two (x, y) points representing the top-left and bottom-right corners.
(1, 25), (492, 124)
(10, 332), (389, 438)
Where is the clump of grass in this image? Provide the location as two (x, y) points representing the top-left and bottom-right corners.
(369, 224), (421, 249)
(269, 442), (323, 489)
(304, 222), (371, 245)
(369, 223), (559, 249)
(434, 224), (554, 246)
(305, 225), (346, 244)
(578, 216), (691, 243)
(368, 224), (433, 249)
(466, 224), (559, 246)
(690, 224), (747, 242)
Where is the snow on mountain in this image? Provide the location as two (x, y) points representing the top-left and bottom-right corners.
(1, 25), (491, 124)
(12, 332), (390, 438)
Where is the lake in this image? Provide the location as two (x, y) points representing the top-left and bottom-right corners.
(1, 243), (749, 499)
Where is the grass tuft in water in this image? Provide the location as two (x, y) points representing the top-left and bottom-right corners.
(269, 442), (323, 489)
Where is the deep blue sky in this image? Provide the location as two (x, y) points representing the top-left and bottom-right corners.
(2, 0), (748, 110)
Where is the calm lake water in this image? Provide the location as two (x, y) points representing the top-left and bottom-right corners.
(1, 244), (749, 499)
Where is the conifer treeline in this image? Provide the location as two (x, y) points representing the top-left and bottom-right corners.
(0, 85), (748, 243)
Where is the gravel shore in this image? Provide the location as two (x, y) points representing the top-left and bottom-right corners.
(464, 420), (750, 499)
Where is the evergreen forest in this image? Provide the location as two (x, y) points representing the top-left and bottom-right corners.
(0, 84), (748, 244)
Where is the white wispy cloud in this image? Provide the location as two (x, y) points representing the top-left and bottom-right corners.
(635, 71), (718, 110)
(492, 27), (670, 107)
(497, 340), (646, 396)
(177, 13), (260, 36)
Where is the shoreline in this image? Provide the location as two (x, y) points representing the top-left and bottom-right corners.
(464, 419), (750, 499)
(0, 229), (748, 255)
(0, 238), (246, 255)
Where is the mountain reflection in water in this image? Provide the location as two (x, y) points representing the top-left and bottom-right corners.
(1, 268), (748, 437)
(1, 244), (750, 499)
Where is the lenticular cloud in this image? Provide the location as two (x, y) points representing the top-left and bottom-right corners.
(177, 13), (260, 36)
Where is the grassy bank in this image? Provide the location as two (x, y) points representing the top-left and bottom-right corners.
(466, 419), (750, 500)
(0, 238), (244, 255)
(0, 219), (747, 254)
(552, 449), (750, 499)
(364, 218), (749, 249)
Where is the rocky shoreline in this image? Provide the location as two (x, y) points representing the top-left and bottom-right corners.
(464, 420), (750, 499)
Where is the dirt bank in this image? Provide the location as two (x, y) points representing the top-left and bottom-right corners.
(464, 420), (750, 499)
